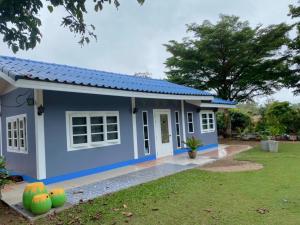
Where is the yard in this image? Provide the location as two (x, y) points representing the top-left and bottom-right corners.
(1, 142), (300, 225)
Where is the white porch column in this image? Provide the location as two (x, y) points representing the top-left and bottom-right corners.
(34, 89), (46, 180)
(181, 100), (187, 147)
(131, 97), (138, 159)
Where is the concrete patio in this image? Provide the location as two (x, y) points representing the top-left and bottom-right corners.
(1, 144), (250, 220)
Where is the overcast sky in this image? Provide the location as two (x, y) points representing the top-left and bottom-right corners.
(1, 0), (299, 104)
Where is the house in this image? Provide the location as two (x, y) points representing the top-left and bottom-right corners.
(0, 56), (235, 184)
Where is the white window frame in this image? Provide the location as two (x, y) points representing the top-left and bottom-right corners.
(187, 112), (194, 133)
(142, 111), (150, 155)
(6, 114), (28, 154)
(66, 111), (121, 151)
(200, 110), (215, 133)
(175, 111), (181, 148)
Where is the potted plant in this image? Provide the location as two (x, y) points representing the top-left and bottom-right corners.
(184, 136), (202, 159)
(260, 133), (269, 151)
(268, 126), (280, 152)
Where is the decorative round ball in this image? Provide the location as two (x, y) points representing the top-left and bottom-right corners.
(30, 193), (52, 215)
(50, 188), (66, 208)
(22, 182), (48, 211)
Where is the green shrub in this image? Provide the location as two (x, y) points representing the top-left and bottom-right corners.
(0, 156), (9, 199)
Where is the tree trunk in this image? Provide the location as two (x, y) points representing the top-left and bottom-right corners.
(224, 109), (232, 138)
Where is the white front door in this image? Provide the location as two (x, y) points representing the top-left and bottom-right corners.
(153, 109), (173, 158)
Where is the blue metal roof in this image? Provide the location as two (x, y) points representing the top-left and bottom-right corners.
(0, 56), (214, 96)
(212, 98), (236, 105)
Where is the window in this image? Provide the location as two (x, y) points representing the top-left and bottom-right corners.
(200, 111), (215, 133)
(175, 111), (181, 148)
(187, 112), (194, 133)
(142, 111), (150, 155)
(6, 114), (27, 153)
(67, 111), (120, 150)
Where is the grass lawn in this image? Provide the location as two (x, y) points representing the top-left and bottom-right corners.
(2, 143), (300, 225)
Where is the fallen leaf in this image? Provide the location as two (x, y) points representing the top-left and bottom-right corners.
(73, 191), (84, 195)
(90, 212), (102, 221)
(204, 209), (212, 213)
(256, 208), (269, 214)
(112, 208), (120, 211)
(122, 211), (133, 217)
(123, 204), (128, 208)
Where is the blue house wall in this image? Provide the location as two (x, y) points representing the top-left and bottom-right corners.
(1, 88), (37, 178)
(135, 98), (182, 158)
(184, 102), (218, 145)
(0, 89), (218, 182)
(43, 90), (135, 178)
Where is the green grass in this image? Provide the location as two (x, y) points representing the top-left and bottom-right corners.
(36, 143), (300, 225)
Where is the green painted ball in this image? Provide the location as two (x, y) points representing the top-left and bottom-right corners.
(50, 188), (66, 208)
(22, 182), (47, 211)
(30, 193), (52, 215)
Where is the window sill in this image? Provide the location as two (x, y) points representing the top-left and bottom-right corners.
(67, 141), (121, 152)
(7, 149), (28, 154)
(201, 130), (215, 134)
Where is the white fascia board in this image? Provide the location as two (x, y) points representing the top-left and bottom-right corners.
(0, 71), (16, 85)
(200, 103), (236, 108)
(14, 79), (214, 101)
(186, 100), (236, 109)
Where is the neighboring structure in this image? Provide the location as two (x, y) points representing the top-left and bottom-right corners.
(0, 56), (235, 184)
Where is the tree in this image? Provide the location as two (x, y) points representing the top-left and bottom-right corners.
(265, 101), (300, 134)
(165, 15), (292, 102)
(287, 3), (300, 94)
(0, 0), (145, 53)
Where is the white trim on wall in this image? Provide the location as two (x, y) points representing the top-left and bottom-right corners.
(34, 89), (47, 180)
(6, 114), (28, 154)
(187, 112), (194, 133)
(181, 100), (186, 147)
(174, 111), (181, 148)
(14, 79), (214, 101)
(65, 111), (121, 151)
(200, 110), (216, 133)
(142, 111), (150, 155)
(131, 98), (138, 159)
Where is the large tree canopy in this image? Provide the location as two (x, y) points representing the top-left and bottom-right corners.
(287, 3), (300, 95)
(0, 0), (144, 53)
(165, 15), (292, 102)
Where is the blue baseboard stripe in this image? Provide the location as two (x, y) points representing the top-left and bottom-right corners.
(18, 154), (156, 185)
(15, 143), (217, 185)
(173, 143), (218, 155)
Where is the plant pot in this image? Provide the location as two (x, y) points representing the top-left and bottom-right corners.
(260, 140), (269, 151)
(289, 135), (297, 141)
(268, 140), (278, 152)
(188, 151), (197, 159)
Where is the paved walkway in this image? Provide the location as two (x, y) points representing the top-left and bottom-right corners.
(2, 144), (250, 220)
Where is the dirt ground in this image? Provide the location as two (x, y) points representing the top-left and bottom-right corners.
(201, 142), (263, 172)
(0, 201), (28, 225)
